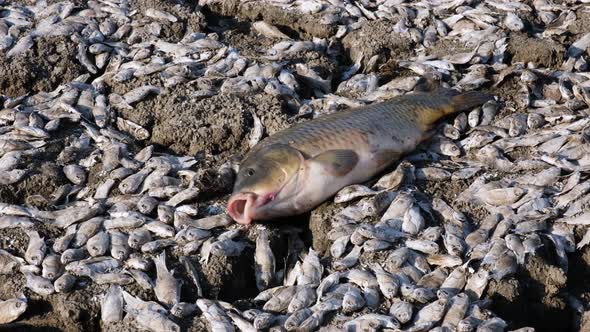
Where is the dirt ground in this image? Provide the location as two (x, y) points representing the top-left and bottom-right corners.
(0, 0), (590, 331)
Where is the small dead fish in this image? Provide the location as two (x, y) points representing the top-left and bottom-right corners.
(54, 273), (77, 293)
(41, 254), (62, 281)
(210, 238), (248, 257)
(154, 251), (180, 307)
(196, 299), (234, 332)
(123, 85), (161, 105)
(101, 285), (124, 323)
(0, 249), (25, 274)
(504, 13), (524, 31)
(263, 286), (298, 312)
(0, 293), (27, 324)
(0, 169), (27, 185)
(252, 21), (291, 40)
(285, 308), (313, 331)
(110, 231), (130, 260)
(53, 225), (76, 253)
(87, 231), (110, 257)
(406, 239), (439, 255)
(25, 230), (46, 266)
(141, 239), (176, 253)
(299, 248), (323, 285)
(145, 8), (177, 22)
(7, 35), (33, 58)
(171, 302), (198, 318)
(134, 308), (181, 332)
(334, 185), (377, 204)
(73, 217), (103, 247)
(117, 117), (150, 140)
(389, 299), (413, 324)
(255, 227), (276, 291)
(333, 245), (362, 271)
(25, 273), (54, 296)
(177, 213), (232, 230)
(371, 264), (399, 299)
(342, 286), (366, 313)
(288, 285), (317, 313)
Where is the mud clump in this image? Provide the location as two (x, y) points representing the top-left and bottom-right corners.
(508, 33), (564, 68)
(309, 201), (340, 256)
(486, 242), (570, 332)
(0, 36), (85, 97)
(130, 0), (206, 42)
(146, 92), (288, 157)
(203, 0), (336, 39)
(199, 250), (258, 302)
(342, 19), (413, 70)
(0, 162), (67, 208)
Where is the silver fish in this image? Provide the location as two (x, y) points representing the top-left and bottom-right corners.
(154, 251), (180, 307)
(0, 292), (27, 324)
(25, 230), (46, 266)
(101, 285), (124, 323)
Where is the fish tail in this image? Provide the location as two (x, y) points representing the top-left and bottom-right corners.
(447, 90), (494, 114)
(415, 89), (493, 127)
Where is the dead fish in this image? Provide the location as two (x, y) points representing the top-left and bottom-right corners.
(255, 227), (276, 291)
(285, 308), (313, 331)
(226, 90), (491, 224)
(25, 230), (46, 266)
(196, 299), (235, 332)
(0, 249), (25, 274)
(25, 273), (54, 296)
(334, 185), (377, 204)
(338, 284), (364, 314)
(54, 273), (77, 293)
(134, 308), (180, 332)
(117, 117), (150, 140)
(390, 299), (413, 324)
(73, 217), (103, 247)
(109, 231), (130, 260)
(123, 85), (161, 105)
(87, 231), (110, 257)
(41, 254), (62, 280)
(154, 251), (180, 308)
(176, 213), (232, 230)
(53, 225), (76, 253)
(101, 285), (124, 323)
(0, 292), (27, 324)
(252, 21), (291, 40)
(7, 35), (33, 58)
(299, 248), (323, 285)
(171, 302), (198, 318)
(145, 8), (177, 22)
(288, 285), (317, 313)
(0, 169), (27, 184)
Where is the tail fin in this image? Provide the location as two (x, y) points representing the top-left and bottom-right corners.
(449, 90), (494, 114)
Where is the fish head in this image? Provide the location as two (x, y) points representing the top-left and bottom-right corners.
(4, 298), (27, 318)
(228, 144), (304, 224)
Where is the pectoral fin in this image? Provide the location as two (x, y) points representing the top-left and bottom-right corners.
(309, 150), (359, 176)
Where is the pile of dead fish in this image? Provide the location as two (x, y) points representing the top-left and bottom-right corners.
(1, 0), (590, 330)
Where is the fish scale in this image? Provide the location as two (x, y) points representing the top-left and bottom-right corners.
(248, 91), (472, 159)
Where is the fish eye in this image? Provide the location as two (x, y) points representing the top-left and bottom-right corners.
(245, 168), (256, 176)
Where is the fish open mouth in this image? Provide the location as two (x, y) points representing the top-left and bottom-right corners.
(227, 192), (257, 224)
(227, 192), (277, 224)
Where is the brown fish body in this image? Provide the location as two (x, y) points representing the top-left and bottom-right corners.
(228, 89), (492, 224)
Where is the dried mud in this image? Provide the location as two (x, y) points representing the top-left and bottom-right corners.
(0, 36), (85, 97)
(0, 0), (589, 331)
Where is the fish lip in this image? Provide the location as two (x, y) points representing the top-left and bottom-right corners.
(227, 191), (278, 224)
(227, 192), (257, 224)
